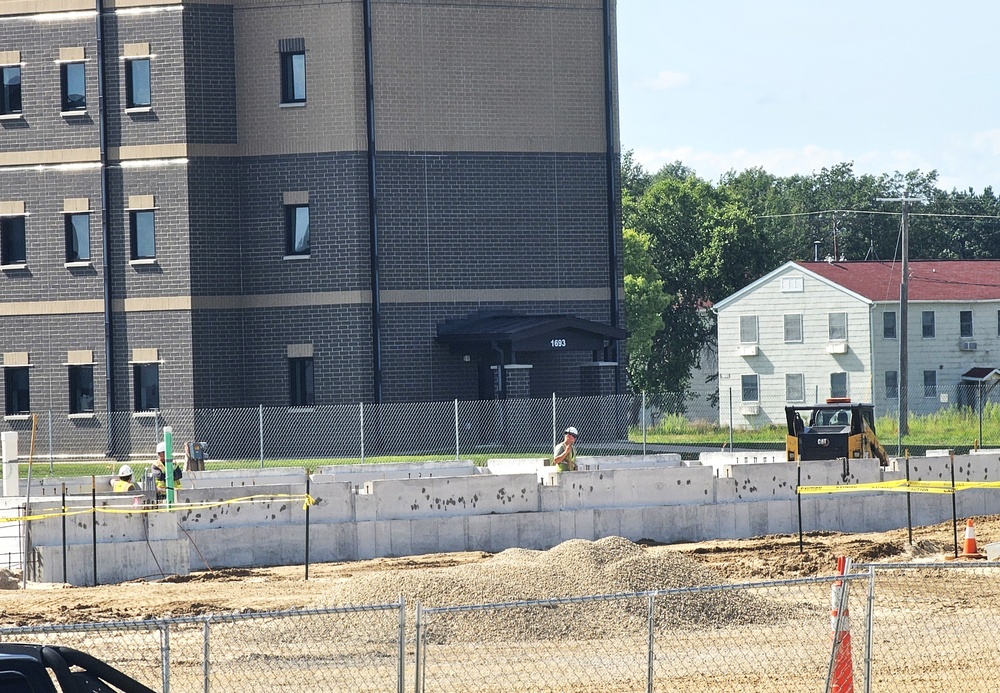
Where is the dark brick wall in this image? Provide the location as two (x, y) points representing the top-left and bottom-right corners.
(182, 5), (238, 145)
(111, 310), (194, 412)
(0, 14), (99, 153)
(238, 153), (371, 295)
(187, 157), (241, 296)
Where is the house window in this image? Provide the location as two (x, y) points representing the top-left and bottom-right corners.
(921, 310), (935, 338)
(740, 374), (759, 402)
(829, 312), (848, 341)
(883, 311), (897, 339)
(285, 204), (310, 256)
(4, 366), (29, 415)
(69, 365), (94, 414)
(65, 213), (90, 262)
(1, 216), (26, 265)
(1, 66), (21, 116)
(289, 357), (314, 406)
(125, 58), (151, 108)
(783, 314), (802, 343)
(129, 210), (155, 260)
(923, 370), (937, 398)
(780, 276), (803, 292)
(60, 62), (86, 111)
(960, 310), (974, 338)
(885, 371), (898, 399)
(830, 372), (848, 399)
(739, 315), (758, 343)
(280, 50), (306, 104)
(785, 373), (804, 402)
(133, 363), (159, 411)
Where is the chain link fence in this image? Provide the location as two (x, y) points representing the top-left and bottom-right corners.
(4, 565), (1000, 690)
(0, 603), (406, 693)
(5, 385), (1000, 470)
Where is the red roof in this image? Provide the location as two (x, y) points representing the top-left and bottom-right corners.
(799, 260), (1000, 302)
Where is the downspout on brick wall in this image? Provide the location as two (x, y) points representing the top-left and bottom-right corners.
(363, 0), (383, 404)
(602, 0), (621, 393)
(96, 0), (116, 454)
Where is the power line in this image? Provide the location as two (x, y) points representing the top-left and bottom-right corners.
(756, 209), (1000, 221)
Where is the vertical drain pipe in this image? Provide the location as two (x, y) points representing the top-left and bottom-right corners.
(362, 0), (383, 404)
(601, 0), (621, 394)
(96, 0), (116, 453)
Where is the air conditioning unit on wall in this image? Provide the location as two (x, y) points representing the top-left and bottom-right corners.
(826, 342), (849, 354)
(739, 404), (759, 416)
(960, 340), (978, 351)
(738, 345), (759, 356)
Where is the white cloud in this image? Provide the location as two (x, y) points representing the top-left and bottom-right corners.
(645, 70), (690, 90)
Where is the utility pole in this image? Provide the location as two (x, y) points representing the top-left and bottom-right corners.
(877, 195), (925, 447)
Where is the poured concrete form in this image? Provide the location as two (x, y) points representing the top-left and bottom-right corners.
(12, 454), (1000, 585)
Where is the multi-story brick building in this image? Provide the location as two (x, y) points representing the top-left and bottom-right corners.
(0, 0), (623, 454)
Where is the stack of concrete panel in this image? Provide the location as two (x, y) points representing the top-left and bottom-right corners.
(313, 460), (477, 491)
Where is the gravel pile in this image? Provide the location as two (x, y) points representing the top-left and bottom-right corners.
(318, 537), (806, 642)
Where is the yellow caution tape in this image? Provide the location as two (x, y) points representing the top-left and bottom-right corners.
(0, 493), (316, 524)
(798, 479), (1000, 495)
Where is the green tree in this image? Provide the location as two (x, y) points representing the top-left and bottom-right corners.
(622, 227), (671, 393)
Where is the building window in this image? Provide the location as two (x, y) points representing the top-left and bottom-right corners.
(125, 58), (151, 108)
(885, 371), (898, 399)
(923, 370), (937, 398)
(60, 62), (86, 111)
(883, 311), (897, 339)
(133, 363), (159, 411)
(828, 312), (848, 341)
(780, 276), (803, 292)
(921, 310), (935, 338)
(785, 373), (804, 402)
(65, 213), (90, 262)
(4, 367), (29, 415)
(783, 314), (802, 343)
(69, 365), (94, 413)
(1, 66), (21, 116)
(830, 372), (848, 399)
(1, 216), (25, 265)
(285, 204), (310, 256)
(129, 210), (155, 260)
(289, 357), (314, 406)
(280, 50), (306, 104)
(960, 310), (974, 338)
(738, 315), (758, 343)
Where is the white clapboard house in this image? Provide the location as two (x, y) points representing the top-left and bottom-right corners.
(712, 260), (1000, 428)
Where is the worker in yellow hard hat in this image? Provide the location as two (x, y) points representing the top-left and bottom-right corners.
(111, 464), (138, 493)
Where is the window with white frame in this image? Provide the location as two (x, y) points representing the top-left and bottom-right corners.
(4, 366), (29, 415)
(133, 363), (159, 411)
(923, 370), (937, 398)
(922, 310), (935, 338)
(829, 312), (848, 341)
(69, 365), (94, 414)
(61, 62), (86, 112)
(0, 216), (26, 266)
(126, 57), (151, 108)
(279, 39), (306, 105)
(883, 311), (897, 339)
(960, 310), (974, 338)
(783, 314), (802, 343)
(885, 371), (898, 399)
(1, 64), (22, 117)
(830, 372), (848, 399)
(739, 315), (758, 343)
(785, 373), (804, 402)
(741, 374), (759, 402)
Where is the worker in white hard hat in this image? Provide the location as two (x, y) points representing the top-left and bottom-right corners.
(553, 426), (579, 472)
(152, 440), (182, 499)
(111, 464), (138, 493)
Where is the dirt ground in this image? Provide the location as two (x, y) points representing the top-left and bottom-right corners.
(1, 514), (995, 627)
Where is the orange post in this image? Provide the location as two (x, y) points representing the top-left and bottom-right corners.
(830, 555), (854, 693)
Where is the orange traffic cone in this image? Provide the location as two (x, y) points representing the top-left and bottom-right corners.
(829, 556), (854, 693)
(946, 518), (986, 560)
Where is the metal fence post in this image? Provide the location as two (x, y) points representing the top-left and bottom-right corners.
(414, 600), (422, 693)
(551, 392), (556, 453)
(454, 399), (460, 461)
(864, 566), (875, 693)
(161, 624), (171, 693)
(47, 410), (53, 476)
(646, 594), (655, 693)
(641, 391), (647, 457)
(258, 404), (264, 469)
(360, 403), (365, 463)
(398, 596), (406, 693)
(202, 618), (210, 693)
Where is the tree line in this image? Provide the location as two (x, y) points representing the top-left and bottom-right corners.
(622, 155), (1000, 397)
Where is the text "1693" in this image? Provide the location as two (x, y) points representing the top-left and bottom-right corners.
(550, 339), (567, 348)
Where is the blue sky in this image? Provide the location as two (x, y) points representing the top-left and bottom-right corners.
(617, 1), (1000, 192)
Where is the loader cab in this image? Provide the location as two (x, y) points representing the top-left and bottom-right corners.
(785, 398), (882, 463)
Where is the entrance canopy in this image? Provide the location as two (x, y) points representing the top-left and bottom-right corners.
(436, 312), (626, 359)
(962, 368), (1000, 382)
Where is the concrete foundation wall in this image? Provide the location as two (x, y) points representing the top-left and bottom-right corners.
(18, 454), (1000, 585)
